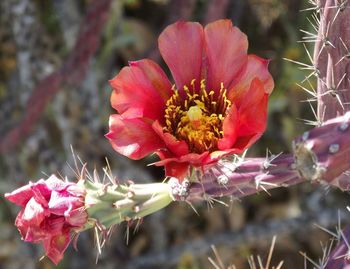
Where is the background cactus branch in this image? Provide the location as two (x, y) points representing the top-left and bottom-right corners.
(315, 0), (350, 120)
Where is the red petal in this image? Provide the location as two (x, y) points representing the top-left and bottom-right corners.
(22, 197), (45, 226)
(44, 216), (65, 236)
(152, 121), (189, 157)
(43, 233), (71, 265)
(237, 78), (269, 136)
(48, 191), (82, 216)
(204, 19), (248, 92)
(109, 59), (171, 121)
(159, 21), (204, 90)
(106, 114), (165, 160)
(205, 148), (242, 164)
(65, 207), (88, 227)
(15, 210), (48, 243)
(229, 54), (274, 105)
(155, 151), (209, 166)
(45, 175), (68, 191)
(5, 184), (34, 206)
(30, 180), (51, 206)
(164, 162), (189, 179)
(218, 104), (238, 150)
(155, 150), (209, 179)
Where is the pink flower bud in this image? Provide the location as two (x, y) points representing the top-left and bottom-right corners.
(5, 175), (87, 265)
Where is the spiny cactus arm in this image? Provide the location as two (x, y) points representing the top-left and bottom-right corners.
(83, 180), (173, 230)
(181, 112), (350, 201)
(324, 224), (350, 269)
(186, 154), (301, 201)
(315, 0), (350, 120)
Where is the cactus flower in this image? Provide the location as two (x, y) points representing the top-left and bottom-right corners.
(5, 175), (87, 265)
(107, 19), (274, 179)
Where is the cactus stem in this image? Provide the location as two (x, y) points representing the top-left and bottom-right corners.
(185, 112), (350, 200)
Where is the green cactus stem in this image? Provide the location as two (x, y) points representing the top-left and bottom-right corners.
(82, 179), (173, 229)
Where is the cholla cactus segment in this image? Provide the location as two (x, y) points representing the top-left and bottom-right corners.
(83, 179), (173, 229)
(294, 111), (350, 189)
(324, 225), (350, 269)
(187, 154), (301, 201)
(315, 0), (350, 120)
(185, 112), (350, 201)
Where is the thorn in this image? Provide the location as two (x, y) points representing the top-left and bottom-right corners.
(336, 37), (350, 65)
(300, 0), (321, 12)
(254, 172), (277, 195)
(263, 149), (283, 169)
(186, 200), (200, 216)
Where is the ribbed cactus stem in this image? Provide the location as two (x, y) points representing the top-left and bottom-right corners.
(83, 180), (173, 229)
(186, 154), (300, 201)
(315, 0), (350, 120)
(182, 112), (350, 201)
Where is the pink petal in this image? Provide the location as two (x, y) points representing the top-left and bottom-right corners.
(65, 207), (88, 227)
(106, 114), (165, 160)
(152, 121), (189, 157)
(43, 233), (71, 265)
(5, 184), (34, 206)
(48, 191), (83, 216)
(129, 60), (173, 101)
(45, 175), (67, 191)
(30, 180), (51, 206)
(22, 197), (46, 226)
(65, 184), (85, 197)
(159, 21), (204, 91)
(229, 54), (274, 105)
(109, 59), (171, 121)
(15, 210), (49, 243)
(237, 78), (268, 136)
(43, 216), (65, 236)
(204, 19), (248, 92)
(217, 104), (238, 150)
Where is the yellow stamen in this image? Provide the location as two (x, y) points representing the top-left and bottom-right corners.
(163, 79), (231, 153)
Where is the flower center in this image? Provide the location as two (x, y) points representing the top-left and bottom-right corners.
(164, 79), (231, 153)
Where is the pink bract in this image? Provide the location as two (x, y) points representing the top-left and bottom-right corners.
(5, 175), (87, 265)
(107, 19), (274, 180)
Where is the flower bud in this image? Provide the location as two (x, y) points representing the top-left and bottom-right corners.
(5, 175), (87, 265)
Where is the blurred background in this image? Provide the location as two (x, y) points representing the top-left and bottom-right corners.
(0, 0), (349, 268)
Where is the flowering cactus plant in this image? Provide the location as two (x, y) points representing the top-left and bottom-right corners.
(4, 0), (350, 266)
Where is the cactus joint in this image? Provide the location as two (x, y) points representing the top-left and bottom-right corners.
(293, 141), (324, 181)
